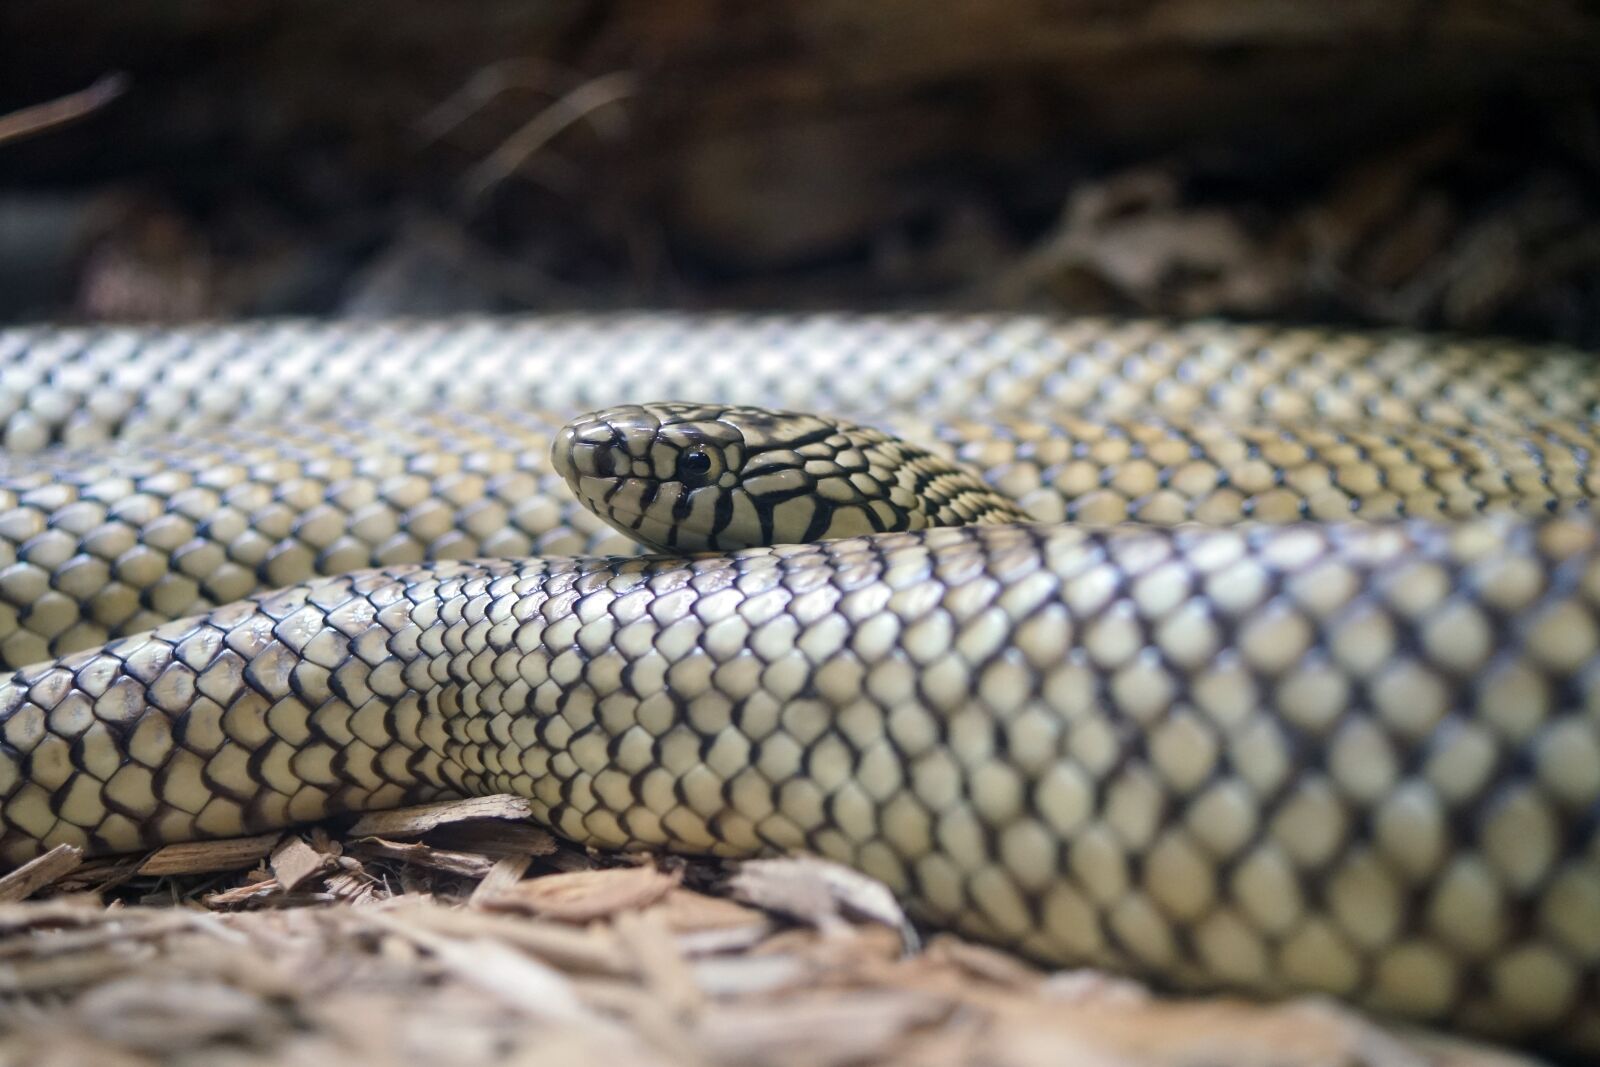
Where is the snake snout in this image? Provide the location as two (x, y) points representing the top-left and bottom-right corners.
(551, 416), (632, 490)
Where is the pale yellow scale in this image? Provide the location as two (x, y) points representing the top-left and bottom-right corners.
(0, 319), (1599, 1053)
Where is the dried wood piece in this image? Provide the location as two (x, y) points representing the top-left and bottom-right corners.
(137, 833), (282, 877)
(729, 856), (914, 946)
(347, 795), (536, 837)
(646, 888), (768, 935)
(698, 990), (951, 1067)
(0, 844), (83, 902)
(468, 855), (532, 907)
(48, 855), (145, 896)
(74, 974), (284, 1052)
(429, 819), (559, 858)
(688, 951), (812, 998)
(0, 909), (203, 961)
(1040, 968), (1152, 1006)
(202, 879), (282, 908)
(361, 911), (594, 1023)
(269, 836), (331, 892)
(322, 870), (381, 905)
(924, 935), (1044, 990)
(0, 945), (154, 993)
(611, 910), (701, 1019)
(384, 898), (636, 975)
(644, 887), (774, 957)
(350, 838), (498, 878)
(480, 865), (681, 924)
(0, 894), (106, 933)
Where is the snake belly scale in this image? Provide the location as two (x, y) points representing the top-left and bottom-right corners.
(0, 316), (1597, 1051)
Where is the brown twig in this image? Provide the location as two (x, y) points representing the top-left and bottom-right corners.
(0, 73), (128, 148)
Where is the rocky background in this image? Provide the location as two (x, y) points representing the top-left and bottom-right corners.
(1, 2), (1598, 346)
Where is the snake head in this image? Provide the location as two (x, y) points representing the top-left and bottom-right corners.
(553, 401), (1024, 553)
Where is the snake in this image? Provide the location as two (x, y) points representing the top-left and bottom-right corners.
(0, 315), (1597, 1052)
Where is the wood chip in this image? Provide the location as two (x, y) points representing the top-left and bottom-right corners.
(468, 855), (532, 907)
(480, 865), (681, 923)
(350, 838), (498, 878)
(729, 856), (914, 946)
(74, 975), (283, 1051)
(347, 795), (536, 837)
(699, 990), (950, 1067)
(49, 855), (145, 896)
(387, 899), (635, 975)
(0, 894), (106, 932)
(689, 951), (812, 998)
(429, 819), (559, 858)
(0, 844), (83, 902)
(925, 935), (1044, 990)
(204, 883), (283, 908)
(362, 911), (594, 1024)
(138, 834), (282, 877)
(647, 889), (765, 933)
(643, 888), (771, 957)
(322, 871), (380, 905)
(269, 836), (330, 892)
(612, 909), (702, 1018)
(0, 944), (158, 993)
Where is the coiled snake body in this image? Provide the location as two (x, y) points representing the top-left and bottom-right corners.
(0, 316), (1597, 1050)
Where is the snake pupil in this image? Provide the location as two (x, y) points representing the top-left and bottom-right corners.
(679, 449), (713, 483)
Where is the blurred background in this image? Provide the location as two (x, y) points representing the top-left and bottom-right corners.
(1, 2), (1598, 345)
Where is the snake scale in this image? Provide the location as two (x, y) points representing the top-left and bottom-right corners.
(0, 315), (1598, 1051)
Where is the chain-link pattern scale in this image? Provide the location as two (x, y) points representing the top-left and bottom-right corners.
(0, 412), (633, 668)
(4, 407), (1599, 672)
(0, 521), (1596, 1047)
(1, 317), (1599, 1052)
(3, 315), (1598, 449)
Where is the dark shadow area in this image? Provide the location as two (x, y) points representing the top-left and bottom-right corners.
(2, 2), (1598, 342)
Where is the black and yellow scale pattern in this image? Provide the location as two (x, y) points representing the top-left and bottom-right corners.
(0, 315), (1597, 1051)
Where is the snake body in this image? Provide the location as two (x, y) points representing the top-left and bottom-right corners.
(0, 316), (1597, 1051)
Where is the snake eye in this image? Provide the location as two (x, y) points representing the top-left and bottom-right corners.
(678, 449), (713, 484)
